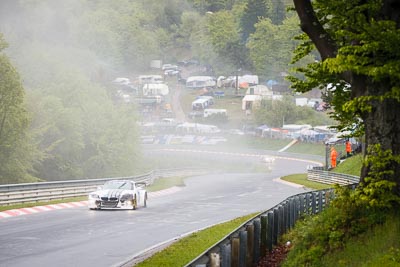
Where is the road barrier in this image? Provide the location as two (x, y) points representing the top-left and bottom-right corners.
(0, 169), (207, 206)
(185, 172), (359, 267)
(307, 166), (359, 185)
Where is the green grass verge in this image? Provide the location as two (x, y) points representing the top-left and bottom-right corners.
(285, 141), (326, 155)
(281, 173), (332, 190)
(333, 154), (363, 177)
(136, 213), (258, 267)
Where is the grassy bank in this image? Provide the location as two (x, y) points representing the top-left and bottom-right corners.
(281, 173), (332, 190)
(281, 154), (400, 267)
(136, 213), (258, 267)
(319, 212), (400, 267)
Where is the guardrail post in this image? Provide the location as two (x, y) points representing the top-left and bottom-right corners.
(273, 208), (279, 246)
(260, 215), (268, 257)
(267, 211), (274, 251)
(299, 195), (304, 216)
(306, 193), (312, 214)
(245, 223), (254, 266)
(289, 198), (294, 229)
(278, 205), (284, 237)
(326, 188), (334, 205)
(283, 201), (289, 234)
(311, 192), (317, 214)
(239, 230), (247, 267)
(253, 219), (261, 264)
(231, 237), (240, 267)
(318, 191), (324, 212)
(221, 243), (231, 267)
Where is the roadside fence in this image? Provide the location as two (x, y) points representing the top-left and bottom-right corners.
(307, 166), (359, 185)
(185, 169), (359, 267)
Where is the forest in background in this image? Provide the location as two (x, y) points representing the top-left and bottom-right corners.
(0, 0), (311, 184)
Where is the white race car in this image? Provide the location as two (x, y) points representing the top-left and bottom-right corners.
(88, 180), (147, 210)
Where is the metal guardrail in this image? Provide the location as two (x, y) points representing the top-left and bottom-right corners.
(0, 168), (208, 206)
(185, 171), (359, 267)
(307, 166), (360, 185)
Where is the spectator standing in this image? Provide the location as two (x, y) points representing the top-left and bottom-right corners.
(330, 146), (338, 168)
(346, 140), (352, 157)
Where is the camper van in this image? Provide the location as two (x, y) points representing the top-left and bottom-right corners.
(192, 98), (209, 110)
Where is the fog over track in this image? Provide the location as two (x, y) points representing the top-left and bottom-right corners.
(0, 148), (321, 267)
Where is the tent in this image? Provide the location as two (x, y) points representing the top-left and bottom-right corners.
(242, 94), (262, 110)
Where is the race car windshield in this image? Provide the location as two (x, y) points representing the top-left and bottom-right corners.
(103, 181), (131, 190)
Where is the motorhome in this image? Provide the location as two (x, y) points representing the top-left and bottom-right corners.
(186, 76), (216, 89)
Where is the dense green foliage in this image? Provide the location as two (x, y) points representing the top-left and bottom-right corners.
(0, 34), (38, 184)
(254, 95), (334, 127)
(282, 152), (400, 266)
(283, 203), (400, 267)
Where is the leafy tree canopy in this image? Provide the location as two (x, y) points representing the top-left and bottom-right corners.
(291, 0), (400, 206)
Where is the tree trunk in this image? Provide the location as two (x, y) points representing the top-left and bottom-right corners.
(361, 82), (400, 196)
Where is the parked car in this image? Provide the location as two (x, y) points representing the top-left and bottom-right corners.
(162, 64), (179, 71)
(164, 69), (180, 76)
(88, 180), (147, 210)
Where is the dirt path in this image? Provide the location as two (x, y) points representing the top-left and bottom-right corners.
(171, 83), (187, 122)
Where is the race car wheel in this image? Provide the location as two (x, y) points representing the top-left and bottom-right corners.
(132, 196), (137, 210)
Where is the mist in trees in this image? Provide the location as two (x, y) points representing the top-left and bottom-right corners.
(0, 0), (154, 182)
(0, 0), (317, 184)
(0, 34), (38, 184)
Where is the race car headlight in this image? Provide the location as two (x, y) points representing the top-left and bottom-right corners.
(120, 194), (132, 201)
(89, 193), (100, 199)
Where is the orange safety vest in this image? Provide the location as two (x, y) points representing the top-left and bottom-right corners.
(330, 148), (338, 167)
(346, 141), (352, 153)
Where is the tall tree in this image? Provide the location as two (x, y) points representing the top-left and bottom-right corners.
(291, 0), (400, 207)
(206, 10), (251, 68)
(265, 0), (286, 25)
(240, 0), (267, 41)
(0, 34), (38, 184)
(247, 14), (304, 80)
